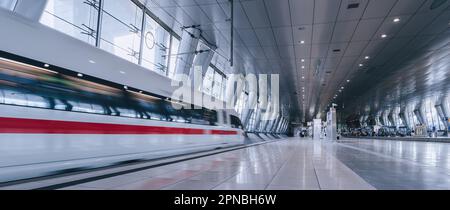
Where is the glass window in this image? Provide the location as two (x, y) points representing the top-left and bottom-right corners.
(167, 37), (180, 78)
(203, 67), (214, 95)
(0, 0), (17, 10)
(141, 15), (171, 75)
(212, 71), (223, 99)
(41, 0), (99, 45)
(221, 77), (227, 101)
(100, 0), (143, 63)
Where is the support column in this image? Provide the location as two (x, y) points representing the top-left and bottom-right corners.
(241, 77), (258, 127)
(190, 43), (214, 87)
(174, 28), (201, 81)
(225, 74), (244, 109)
(13, 0), (48, 21)
(271, 115), (282, 133)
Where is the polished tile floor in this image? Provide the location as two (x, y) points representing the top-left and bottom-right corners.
(56, 138), (450, 190)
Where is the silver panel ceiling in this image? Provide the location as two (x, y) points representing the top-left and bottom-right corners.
(139, 0), (450, 122)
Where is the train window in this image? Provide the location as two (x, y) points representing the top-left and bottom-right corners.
(0, 89), (4, 104)
(25, 94), (48, 108)
(71, 101), (93, 113)
(116, 108), (137, 118)
(0, 56), (224, 127)
(161, 101), (188, 123)
(222, 111), (228, 124)
(230, 115), (243, 129)
(3, 89), (28, 106)
(90, 104), (106, 114)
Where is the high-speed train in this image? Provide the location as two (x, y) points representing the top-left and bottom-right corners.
(0, 9), (244, 183)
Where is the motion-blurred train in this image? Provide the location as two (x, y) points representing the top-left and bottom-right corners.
(0, 9), (244, 182)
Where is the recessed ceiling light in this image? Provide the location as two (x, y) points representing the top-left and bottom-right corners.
(120, 71), (126, 74)
(347, 3), (360, 9)
(77, 73), (83, 77)
(393, 18), (400, 23)
(381, 34), (387, 38)
(365, 56), (370, 60)
(341, 87), (345, 90)
(347, 80), (350, 83)
(89, 60), (96, 64)
(302, 76), (305, 79)
(300, 40), (305, 44)
(301, 59), (305, 62)
(44, 64), (50, 68)
(302, 66), (305, 69)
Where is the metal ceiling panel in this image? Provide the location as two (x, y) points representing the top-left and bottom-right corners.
(314, 0), (341, 24)
(273, 27), (294, 45)
(362, 0), (397, 19)
(389, 0), (426, 16)
(344, 41), (368, 57)
(290, 0), (315, 26)
(352, 18), (384, 41)
(312, 23), (334, 44)
(199, 3), (229, 23)
(237, 29), (260, 46)
(331, 20), (359, 43)
(254, 27), (277, 46)
(337, 0), (369, 21)
(241, 0), (271, 28)
(264, 0), (291, 27)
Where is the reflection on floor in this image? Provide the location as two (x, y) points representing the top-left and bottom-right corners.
(20, 138), (447, 190)
(59, 138), (374, 190)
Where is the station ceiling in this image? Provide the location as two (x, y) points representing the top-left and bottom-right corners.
(139, 0), (450, 122)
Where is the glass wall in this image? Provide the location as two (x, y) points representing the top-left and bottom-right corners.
(202, 66), (227, 101)
(40, 0), (182, 78)
(167, 37), (180, 78)
(374, 94), (450, 132)
(41, 0), (99, 45)
(141, 14), (171, 75)
(0, 0), (17, 10)
(100, 0), (143, 63)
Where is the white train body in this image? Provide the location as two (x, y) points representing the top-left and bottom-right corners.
(0, 104), (243, 183)
(0, 8), (244, 183)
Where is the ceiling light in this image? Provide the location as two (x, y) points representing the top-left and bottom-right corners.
(381, 34), (387, 38)
(339, 90), (342, 92)
(301, 59), (305, 62)
(302, 66), (305, 69)
(359, 63), (364, 67)
(365, 56), (370, 60)
(77, 73), (83, 77)
(302, 76), (305, 79)
(120, 71), (126, 74)
(393, 18), (400, 23)
(89, 60), (96, 64)
(124, 86), (128, 90)
(300, 40), (305, 44)
(44, 64), (50, 68)
(341, 87), (345, 90)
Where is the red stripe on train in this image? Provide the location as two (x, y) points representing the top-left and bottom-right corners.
(0, 117), (238, 135)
